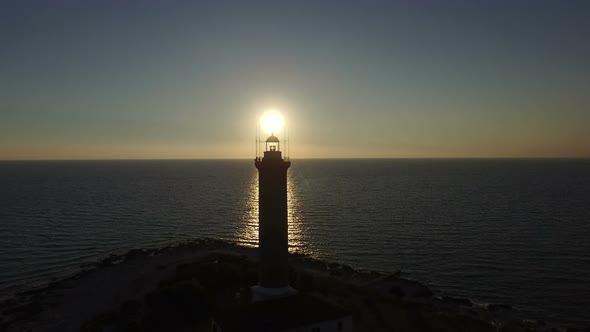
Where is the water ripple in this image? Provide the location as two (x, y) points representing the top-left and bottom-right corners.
(0, 159), (589, 327)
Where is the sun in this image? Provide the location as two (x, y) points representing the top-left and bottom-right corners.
(260, 111), (284, 134)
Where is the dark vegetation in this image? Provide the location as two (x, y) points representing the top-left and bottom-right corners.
(78, 250), (579, 332)
(3, 239), (586, 332)
(80, 253), (249, 332)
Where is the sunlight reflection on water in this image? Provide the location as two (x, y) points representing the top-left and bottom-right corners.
(234, 170), (258, 247)
(2, 160), (589, 326)
(234, 168), (315, 255)
(287, 171), (306, 253)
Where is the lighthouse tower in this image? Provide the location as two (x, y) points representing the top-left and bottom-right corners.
(210, 121), (352, 332)
(253, 133), (293, 299)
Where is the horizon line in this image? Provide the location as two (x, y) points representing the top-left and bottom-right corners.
(1, 157), (589, 162)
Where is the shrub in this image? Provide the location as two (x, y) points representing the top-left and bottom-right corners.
(143, 280), (208, 331)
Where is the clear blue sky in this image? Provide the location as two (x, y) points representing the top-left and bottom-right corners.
(1, 0), (588, 159)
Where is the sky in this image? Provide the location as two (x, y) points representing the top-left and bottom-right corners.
(1, 0), (589, 159)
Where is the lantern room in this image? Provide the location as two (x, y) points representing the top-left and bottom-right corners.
(266, 135), (280, 152)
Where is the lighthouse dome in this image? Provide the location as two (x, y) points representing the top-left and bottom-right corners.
(266, 135), (280, 143)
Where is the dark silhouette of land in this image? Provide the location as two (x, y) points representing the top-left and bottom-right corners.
(1, 238), (576, 332)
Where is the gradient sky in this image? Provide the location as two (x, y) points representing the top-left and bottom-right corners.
(1, 0), (589, 159)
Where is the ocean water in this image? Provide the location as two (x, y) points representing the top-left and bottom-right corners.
(1, 159), (589, 327)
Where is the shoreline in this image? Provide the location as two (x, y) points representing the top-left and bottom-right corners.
(1, 238), (586, 331)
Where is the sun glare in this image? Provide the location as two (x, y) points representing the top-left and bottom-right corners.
(260, 111), (284, 134)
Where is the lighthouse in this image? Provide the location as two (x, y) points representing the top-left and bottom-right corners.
(253, 133), (293, 299)
(210, 113), (352, 331)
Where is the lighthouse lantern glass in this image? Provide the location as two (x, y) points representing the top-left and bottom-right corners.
(266, 140), (279, 152)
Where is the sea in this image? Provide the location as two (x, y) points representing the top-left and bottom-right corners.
(1, 159), (589, 327)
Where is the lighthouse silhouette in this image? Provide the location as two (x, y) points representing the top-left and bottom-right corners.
(252, 132), (295, 300)
(209, 121), (353, 331)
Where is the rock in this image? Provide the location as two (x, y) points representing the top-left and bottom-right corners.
(566, 328), (590, 332)
(401, 279), (433, 298)
(125, 249), (148, 260)
(329, 270), (343, 277)
(144, 279), (209, 327)
(429, 311), (495, 332)
(2, 300), (42, 317)
(96, 253), (123, 267)
(295, 272), (314, 292)
(123, 320), (142, 332)
(498, 320), (526, 332)
(442, 296), (473, 307)
(120, 299), (142, 318)
(0, 298), (17, 309)
(523, 319), (546, 327)
(488, 303), (512, 312)
(17, 286), (47, 297)
(389, 285), (405, 297)
(373, 276), (433, 299)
